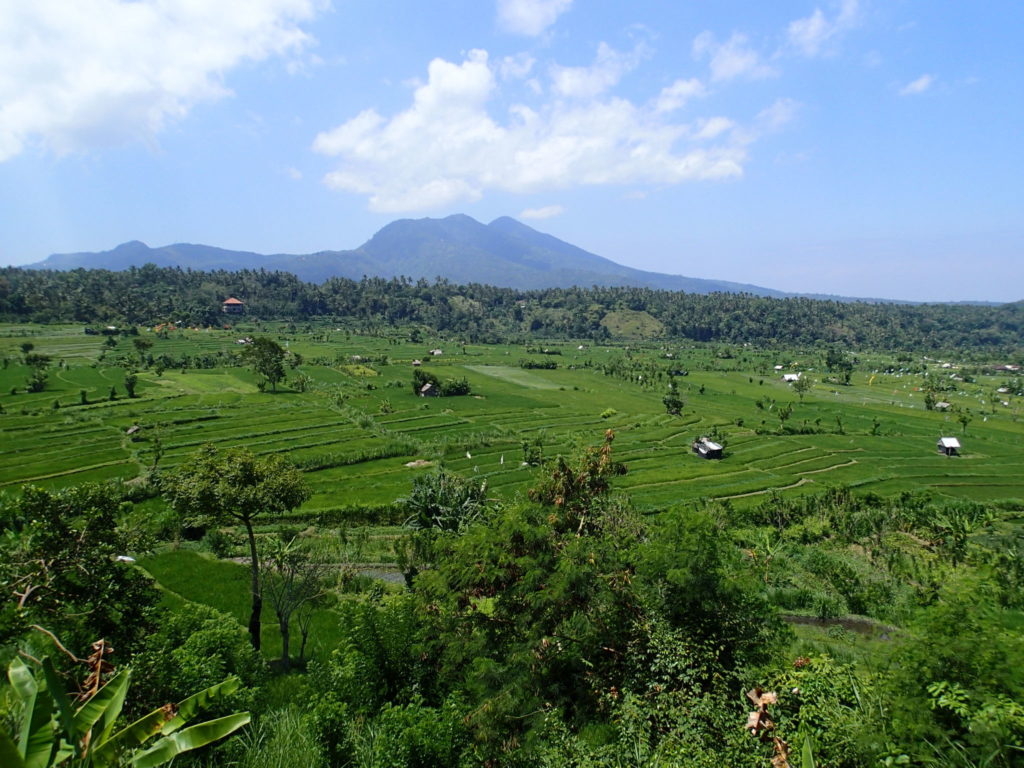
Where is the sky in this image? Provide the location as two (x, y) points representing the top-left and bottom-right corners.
(1, 0), (1022, 302)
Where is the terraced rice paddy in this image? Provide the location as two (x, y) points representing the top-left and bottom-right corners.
(2, 324), (1023, 515)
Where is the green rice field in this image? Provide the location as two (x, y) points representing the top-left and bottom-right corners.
(2, 323), (1022, 515)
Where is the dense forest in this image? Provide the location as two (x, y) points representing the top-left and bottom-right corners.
(2, 265), (1022, 351)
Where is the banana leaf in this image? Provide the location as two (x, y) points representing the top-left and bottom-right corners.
(159, 676), (240, 736)
(74, 670), (129, 745)
(10, 659), (57, 768)
(130, 713), (251, 768)
(93, 675), (242, 762)
(41, 658), (78, 757)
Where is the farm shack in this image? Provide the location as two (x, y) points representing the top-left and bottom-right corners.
(782, 373), (801, 383)
(937, 437), (961, 456)
(222, 297), (245, 314)
(692, 437), (723, 460)
(419, 382), (440, 397)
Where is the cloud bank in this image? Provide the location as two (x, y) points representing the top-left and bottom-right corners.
(313, 46), (773, 213)
(0, 0), (320, 161)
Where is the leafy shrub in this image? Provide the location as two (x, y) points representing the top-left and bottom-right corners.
(203, 527), (238, 558)
(130, 602), (268, 718)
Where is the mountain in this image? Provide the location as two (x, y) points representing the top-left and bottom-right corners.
(25, 214), (786, 296)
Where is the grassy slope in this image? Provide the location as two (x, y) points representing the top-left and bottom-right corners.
(140, 548), (345, 663)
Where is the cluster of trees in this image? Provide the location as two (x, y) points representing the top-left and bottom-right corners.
(3, 265), (1022, 351)
(411, 368), (472, 397)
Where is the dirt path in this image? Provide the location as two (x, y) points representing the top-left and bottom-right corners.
(716, 476), (812, 500)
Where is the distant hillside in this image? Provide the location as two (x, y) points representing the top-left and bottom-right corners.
(26, 214), (786, 297)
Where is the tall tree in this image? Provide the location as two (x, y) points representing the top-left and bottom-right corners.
(242, 336), (286, 392)
(791, 375), (813, 402)
(662, 381), (683, 415)
(163, 446), (310, 650)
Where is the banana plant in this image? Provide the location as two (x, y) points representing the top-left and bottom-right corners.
(0, 656), (250, 768)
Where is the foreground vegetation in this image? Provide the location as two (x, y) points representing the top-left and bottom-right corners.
(1, 269), (1022, 767)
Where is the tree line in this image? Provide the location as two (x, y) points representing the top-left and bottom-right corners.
(2, 264), (1022, 352)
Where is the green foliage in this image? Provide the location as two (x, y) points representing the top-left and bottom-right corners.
(766, 655), (879, 767)
(201, 528), (237, 559)
(792, 375), (813, 401)
(411, 368), (439, 396)
(233, 706), (325, 768)
(438, 377), (471, 396)
(129, 603), (267, 719)
(163, 446), (311, 651)
(662, 381), (683, 415)
(0, 485), (158, 656)
(258, 537), (330, 669)
(344, 696), (468, 768)
(884, 572), (1024, 765)
(4, 264), (1024, 350)
(639, 505), (788, 669)
(0, 652), (249, 768)
(528, 430), (626, 530)
(122, 371), (138, 399)
(400, 469), (489, 534)
(242, 337), (286, 392)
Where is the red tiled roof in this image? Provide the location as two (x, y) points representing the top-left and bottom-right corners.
(223, 297), (244, 305)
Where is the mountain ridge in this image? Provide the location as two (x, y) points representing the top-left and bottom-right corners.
(24, 214), (788, 297)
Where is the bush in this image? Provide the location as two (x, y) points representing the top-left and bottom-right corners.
(130, 602), (268, 718)
(203, 527), (238, 558)
(439, 377), (471, 396)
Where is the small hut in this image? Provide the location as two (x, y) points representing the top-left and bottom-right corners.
(222, 297), (245, 314)
(692, 437), (724, 460)
(937, 436), (961, 456)
(419, 382), (440, 397)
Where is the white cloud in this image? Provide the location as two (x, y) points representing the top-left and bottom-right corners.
(757, 98), (800, 131)
(520, 204), (565, 220)
(653, 78), (706, 114)
(497, 0), (572, 37)
(550, 42), (647, 99)
(786, 0), (859, 58)
(900, 74), (934, 95)
(0, 0), (320, 162)
(692, 32), (777, 82)
(500, 53), (536, 81)
(314, 49), (757, 213)
(691, 117), (735, 141)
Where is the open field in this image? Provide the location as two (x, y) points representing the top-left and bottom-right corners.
(2, 323), (1022, 513)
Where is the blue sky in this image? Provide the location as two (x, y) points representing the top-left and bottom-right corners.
(1, 0), (1021, 301)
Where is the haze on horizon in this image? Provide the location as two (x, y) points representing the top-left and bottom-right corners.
(1, 1), (1021, 303)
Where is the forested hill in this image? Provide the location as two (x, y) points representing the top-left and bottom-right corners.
(1, 265), (1021, 352)
(23, 214), (785, 296)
